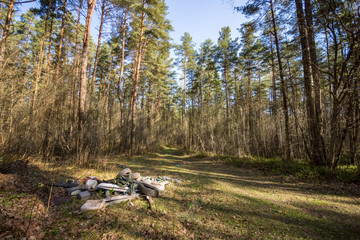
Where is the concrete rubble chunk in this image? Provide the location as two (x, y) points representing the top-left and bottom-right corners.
(80, 194), (139, 211)
(97, 183), (127, 192)
(78, 191), (91, 200)
(66, 185), (82, 195)
(80, 200), (106, 211)
(86, 179), (98, 190)
(137, 179), (169, 193)
(53, 169), (182, 211)
(105, 190), (111, 199)
(71, 190), (81, 196)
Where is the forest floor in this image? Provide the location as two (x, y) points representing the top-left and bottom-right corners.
(1, 147), (360, 239)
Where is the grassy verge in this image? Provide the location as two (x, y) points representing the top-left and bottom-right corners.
(210, 154), (360, 183)
(0, 148), (360, 239)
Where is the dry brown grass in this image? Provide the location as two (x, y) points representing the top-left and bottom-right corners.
(1, 148), (360, 239)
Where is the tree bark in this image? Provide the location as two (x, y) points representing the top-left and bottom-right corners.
(70, 0), (83, 123)
(0, 0), (15, 69)
(78, 0), (97, 132)
(90, 0), (106, 108)
(117, 7), (128, 131)
(224, 57), (230, 136)
(53, 0), (67, 105)
(42, 0), (68, 155)
(270, 0), (291, 160)
(45, 14), (54, 87)
(270, 35), (280, 154)
(31, 0), (53, 118)
(183, 59), (187, 116)
(183, 58), (187, 149)
(130, 0), (146, 151)
(295, 0), (323, 166)
(247, 60), (253, 140)
(305, 0), (326, 164)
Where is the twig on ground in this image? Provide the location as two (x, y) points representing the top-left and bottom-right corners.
(24, 196), (38, 237)
(146, 196), (154, 211)
(47, 181), (54, 212)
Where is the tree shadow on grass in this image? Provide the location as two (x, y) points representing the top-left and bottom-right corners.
(0, 159), (81, 239)
(158, 147), (185, 156)
(119, 152), (360, 239)
(233, 193), (360, 239)
(159, 185), (360, 240)
(0, 159), (77, 202)
(1, 151), (358, 240)
(148, 152), (360, 199)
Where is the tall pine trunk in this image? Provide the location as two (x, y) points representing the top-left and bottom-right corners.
(52, 0), (67, 107)
(31, 0), (53, 118)
(247, 60), (253, 149)
(130, 0), (146, 151)
(295, 0), (323, 166)
(90, 0), (106, 108)
(224, 59), (230, 136)
(45, 15), (54, 87)
(305, 0), (326, 165)
(270, 36), (280, 155)
(78, 0), (97, 134)
(183, 59), (188, 149)
(43, 0), (68, 155)
(70, 0), (83, 123)
(270, 0), (291, 160)
(118, 7), (128, 135)
(0, 0), (15, 69)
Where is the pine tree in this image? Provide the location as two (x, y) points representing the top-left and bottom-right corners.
(78, 0), (97, 148)
(0, 0), (15, 69)
(175, 32), (195, 150)
(216, 26), (239, 136)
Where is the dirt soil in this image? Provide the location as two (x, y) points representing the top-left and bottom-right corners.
(1, 149), (360, 239)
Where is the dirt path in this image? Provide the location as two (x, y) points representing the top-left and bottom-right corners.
(1, 149), (360, 239)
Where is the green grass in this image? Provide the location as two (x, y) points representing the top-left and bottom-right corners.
(219, 155), (360, 183)
(2, 193), (23, 204)
(1, 147), (359, 239)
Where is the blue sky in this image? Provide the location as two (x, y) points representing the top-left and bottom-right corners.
(166, 0), (247, 46)
(16, 0), (248, 82)
(17, 0), (248, 47)
(164, 0), (248, 81)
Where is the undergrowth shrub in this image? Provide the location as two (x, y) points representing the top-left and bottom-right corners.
(218, 155), (360, 183)
(194, 152), (212, 158)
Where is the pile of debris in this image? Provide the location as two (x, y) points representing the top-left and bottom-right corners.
(49, 168), (179, 211)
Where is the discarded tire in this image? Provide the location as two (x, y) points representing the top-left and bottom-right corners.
(130, 172), (141, 180)
(137, 183), (159, 197)
(50, 180), (78, 188)
(152, 182), (166, 192)
(138, 179), (168, 193)
(118, 168), (132, 177)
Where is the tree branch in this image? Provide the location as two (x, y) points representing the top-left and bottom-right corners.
(0, 0), (36, 4)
